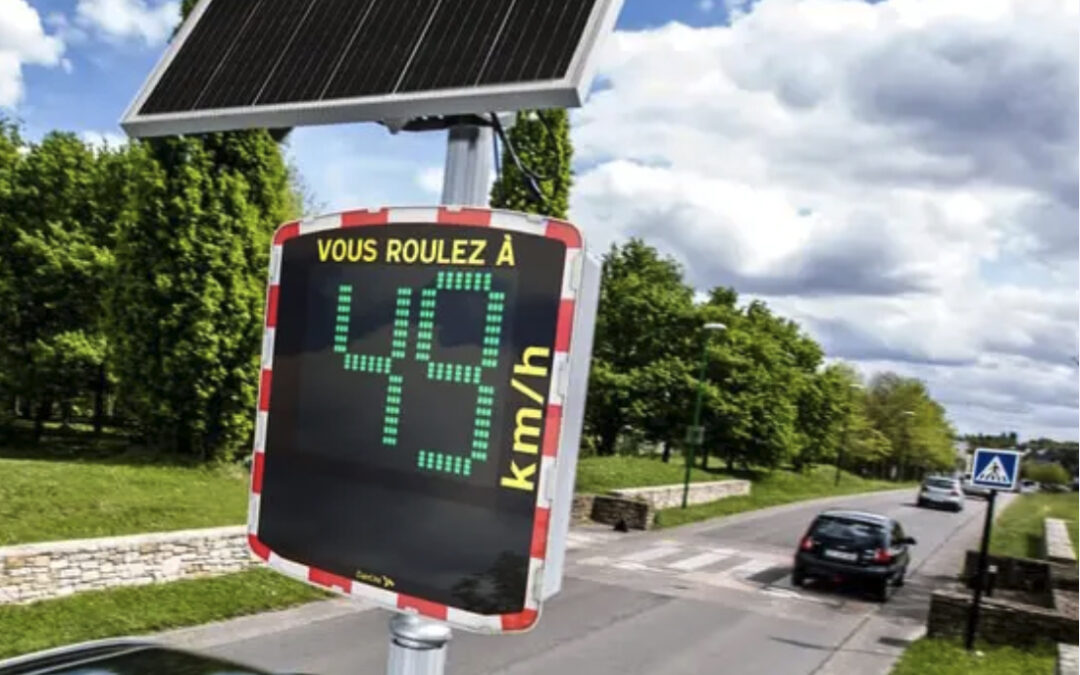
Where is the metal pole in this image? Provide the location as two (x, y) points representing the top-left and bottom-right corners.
(442, 124), (493, 206)
(964, 489), (997, 651)
(387, 614), (452, 675)
(384, 120), (491, 675)
(682, 338), (709, 509)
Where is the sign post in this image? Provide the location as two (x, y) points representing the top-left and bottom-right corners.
(963, 448), (1021, 651)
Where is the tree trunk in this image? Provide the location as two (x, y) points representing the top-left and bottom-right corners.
(33, 399), (52, 443)
(597, 423), (619, 457)
(661, 442), (672, 463)
(92, 363), (106, 435)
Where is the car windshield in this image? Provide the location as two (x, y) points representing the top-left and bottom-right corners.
(925, 478), (954, 489)
(811, 517), (886, 547)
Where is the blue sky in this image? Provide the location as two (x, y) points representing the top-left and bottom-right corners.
(3, 0), (1077, 440)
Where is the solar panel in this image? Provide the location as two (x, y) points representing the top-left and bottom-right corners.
(122, 0), (624, 137)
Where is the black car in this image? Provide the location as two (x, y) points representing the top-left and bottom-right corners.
(792, 510), (916, 602)
(0, 639), (278, 675)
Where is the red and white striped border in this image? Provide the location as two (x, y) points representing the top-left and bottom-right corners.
(248, 206), (583, 634)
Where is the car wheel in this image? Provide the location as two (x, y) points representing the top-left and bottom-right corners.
(792, 567), (806, 587)
(917, 498), (926, 508)
(874, 579), (890, 602)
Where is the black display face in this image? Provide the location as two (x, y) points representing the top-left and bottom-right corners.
(259, 224), (566, 615)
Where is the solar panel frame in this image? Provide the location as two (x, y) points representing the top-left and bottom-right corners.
(121, 0), (624, 138)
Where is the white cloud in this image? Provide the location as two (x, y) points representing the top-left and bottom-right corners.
(416, 166), (445, 196)
(571, 0), (1078, 439)
(80, 130), (128, 151)
(698, 0), (717, 12)
(0, 0), (66, 107)
(76, 0), (179, 45)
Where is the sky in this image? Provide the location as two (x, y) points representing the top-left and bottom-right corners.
(2, 0), (1077, 441)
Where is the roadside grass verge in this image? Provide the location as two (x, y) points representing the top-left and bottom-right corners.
(989, 492), (1078, 559)
(0, 568), (327, 660)
(0, 451), (248, 546)
(890, 637), (1056, 675)
(656, 464), (908, 528)
(575, 455), (731, 494)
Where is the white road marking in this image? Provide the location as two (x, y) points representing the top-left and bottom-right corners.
(727, 559), (775, 579)
(623, 545), (682, 563)
(666, 551), (730, 571)
(613, 561), (652, 572)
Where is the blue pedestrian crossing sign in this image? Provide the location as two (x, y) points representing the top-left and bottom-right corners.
(971, 448), (1021, 490)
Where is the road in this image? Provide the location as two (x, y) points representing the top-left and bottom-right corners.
(164, 488), (999, 675)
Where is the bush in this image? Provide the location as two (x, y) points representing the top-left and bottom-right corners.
(1021, 461), (1069, 486)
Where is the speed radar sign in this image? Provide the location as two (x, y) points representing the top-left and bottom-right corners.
(247, 207), (598, 633)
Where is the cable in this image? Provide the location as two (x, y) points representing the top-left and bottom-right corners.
(489, 112), (546, 207)
(492, 119), (502, 188)
(534, 110), (565, 211)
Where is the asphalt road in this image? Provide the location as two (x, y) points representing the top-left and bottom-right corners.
(164, 487), (999, 675)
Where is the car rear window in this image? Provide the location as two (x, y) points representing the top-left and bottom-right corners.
(925, 478), (955, 489)
(811, 517), (886, 546)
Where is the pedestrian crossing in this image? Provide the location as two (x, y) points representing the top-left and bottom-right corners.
(565, 529), (627, 551)
(573, 540), (792, 591)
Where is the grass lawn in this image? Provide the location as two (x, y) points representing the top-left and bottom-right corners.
(575, 455), (732, 494)
(656, 463), (907, 528)
(0, 453), (248, 547)
(891, 637), (1056, 675)
(990, 492), (1079, 559)
(0, 568), (327, 660)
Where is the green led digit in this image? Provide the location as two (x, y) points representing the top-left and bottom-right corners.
(417, 270), (504, 477)
(335, 284), (410, 446)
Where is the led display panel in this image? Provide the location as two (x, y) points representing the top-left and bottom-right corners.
(248, 208), (593, 633)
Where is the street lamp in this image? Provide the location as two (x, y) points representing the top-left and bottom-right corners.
(682, 322), (727, 509)
(834, 383), (864, 487)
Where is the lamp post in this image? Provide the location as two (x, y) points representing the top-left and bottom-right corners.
(834, 383), (864, 487)
(682, 322), (726, 509)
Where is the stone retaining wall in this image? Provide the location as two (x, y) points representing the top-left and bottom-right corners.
(609, 479), (751, 510)
(1058, 643), (1078, 675)
(589, 495), (655, 530)
(571, 494), (596, 522)
(927, 583), (1077, 646)
(1044, 518), (1076, 565)
(960, 549), (1078, 592)
(0, 526), (254, 605)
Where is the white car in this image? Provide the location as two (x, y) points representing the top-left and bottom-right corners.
(961, 473), (991, 499)
(1019, 479), (1039, 494)
(917, 476), (965, 512)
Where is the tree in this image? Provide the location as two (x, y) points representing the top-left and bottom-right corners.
(489, 109), (572, 219)
(963, 432), (1018, 450)
(108, 131), (295, 460)
(0, 118), (24, 431)
(584, 240), (698, 456)
(864, 372), (955, 479)
(102, 2), (300, 461)
(2, 133), (115, 439)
